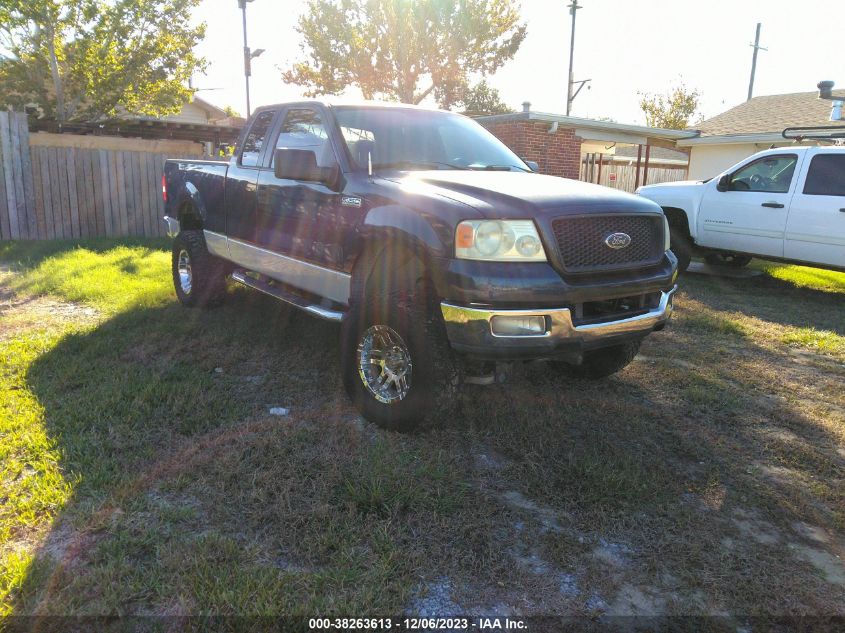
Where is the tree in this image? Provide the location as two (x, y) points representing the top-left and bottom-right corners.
(281, 0), (527, 109)
(223, 105), (242, 118)
(0, 0), (206, 124)
(638, 83), (702, 129)
(458, 80), (513, 116)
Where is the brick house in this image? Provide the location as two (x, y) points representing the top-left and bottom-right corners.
(476, 103), (694, 186)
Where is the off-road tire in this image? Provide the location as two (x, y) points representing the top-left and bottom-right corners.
(172, 230), (229, 308)
(549, 340), (642, 380)
(704, 253), (752, 268)
(341, 252), (461, 432)
(669, 228), (692, 273)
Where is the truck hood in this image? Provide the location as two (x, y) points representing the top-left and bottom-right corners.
(638, 180), (705, 192)
(385, 170), (661, 218)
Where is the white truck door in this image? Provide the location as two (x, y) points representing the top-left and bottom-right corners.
(785, 151), (845, 268)
(697, 152), (802, 258)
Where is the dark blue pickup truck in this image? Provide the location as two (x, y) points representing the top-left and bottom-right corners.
(163, 102), (678, 430)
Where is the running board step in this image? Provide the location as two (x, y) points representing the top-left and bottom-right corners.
(231, 270), (345, 322)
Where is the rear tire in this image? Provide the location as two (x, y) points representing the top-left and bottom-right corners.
(549, 340), (641, 380)
(172, 230), (229, 308)
(704, 253), (752, 268)
(341, 251), (461, 432)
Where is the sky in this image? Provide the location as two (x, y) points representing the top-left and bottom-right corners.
(192, 0), (843, 126)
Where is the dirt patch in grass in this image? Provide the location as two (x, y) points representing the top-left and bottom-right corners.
(0, 294), (99, 341)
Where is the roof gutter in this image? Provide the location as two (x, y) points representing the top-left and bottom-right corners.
(475, 110), (699, 141)
(676, 133), (786, 147)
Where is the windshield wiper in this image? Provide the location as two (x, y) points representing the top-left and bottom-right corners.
(372, 160), (468, 171)
(467, 164), (530, 172)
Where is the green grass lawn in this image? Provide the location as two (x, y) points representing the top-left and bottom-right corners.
(1, 242), (844, 620)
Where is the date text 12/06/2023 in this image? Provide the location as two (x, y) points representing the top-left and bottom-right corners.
(308, 617), (529, 630)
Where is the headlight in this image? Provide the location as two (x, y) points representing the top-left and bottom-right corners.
(455, 220), (547, 262)
(662, 216), (671, 252)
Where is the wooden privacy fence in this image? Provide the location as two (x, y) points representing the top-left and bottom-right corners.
(0, 111), (36, 240)
(0, 111), (213, 241)
(580, 158), (688, 193)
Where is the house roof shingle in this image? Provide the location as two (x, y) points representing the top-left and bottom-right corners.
(694, 90), (845, 137)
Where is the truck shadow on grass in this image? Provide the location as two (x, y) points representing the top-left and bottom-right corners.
(11, 277), (845, 619)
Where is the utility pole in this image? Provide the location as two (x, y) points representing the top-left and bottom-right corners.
(747, 22), (767, 101)
(566, 1), (589, 116)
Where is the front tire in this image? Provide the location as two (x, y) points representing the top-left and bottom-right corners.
(669, 228), (692, 273)
(549, 340), (641, 380)
(172, 230), (228, 307)
(341, 260), (460, 432)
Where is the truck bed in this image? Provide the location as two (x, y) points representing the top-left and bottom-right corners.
(164, 159), (230, 234)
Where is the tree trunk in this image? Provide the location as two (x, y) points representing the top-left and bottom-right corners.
(44, 23), (66, 124)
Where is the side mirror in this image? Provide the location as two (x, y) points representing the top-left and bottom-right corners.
(274, 148), (340, 188)
(716, 174), (731, 192)
(524, 160), (540, 172)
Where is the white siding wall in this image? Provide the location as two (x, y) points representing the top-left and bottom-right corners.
(163, 102), (211, 125)
(687, 144), (760, 180)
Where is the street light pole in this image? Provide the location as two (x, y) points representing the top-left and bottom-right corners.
(239, 0), (255, 117)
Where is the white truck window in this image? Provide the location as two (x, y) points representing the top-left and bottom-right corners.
(803, 155), (845, 196)
(729, 155), (797, 193)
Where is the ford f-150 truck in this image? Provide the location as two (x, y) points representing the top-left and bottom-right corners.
(163, 102), (678, 430)
(638, 146), (845, 272)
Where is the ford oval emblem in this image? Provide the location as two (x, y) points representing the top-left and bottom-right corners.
(604, 232), (632, 249)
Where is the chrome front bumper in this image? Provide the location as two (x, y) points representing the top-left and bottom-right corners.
(440, 285), (677, 359)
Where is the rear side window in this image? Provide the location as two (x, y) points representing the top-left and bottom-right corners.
(240, 110), (276, 167)
(803, 154), (845, 196)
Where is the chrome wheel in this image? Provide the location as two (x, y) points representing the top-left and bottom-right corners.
(357, 325), (412, 404)
(177, 249), (192, 295)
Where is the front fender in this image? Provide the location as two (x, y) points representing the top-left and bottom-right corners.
(360, 205), (451, 259)
(639, 187), (703, 240)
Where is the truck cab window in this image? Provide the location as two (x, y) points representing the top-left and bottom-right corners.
(274, 108), (335, 168)
(803, 155), (845, 196)
(240, 110), (276, 167)
(729, 155), (797, 193)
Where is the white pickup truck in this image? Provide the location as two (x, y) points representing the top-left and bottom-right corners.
(637, 146), (845, 272)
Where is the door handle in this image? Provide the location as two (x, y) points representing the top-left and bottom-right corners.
(761, 202), (784, 208)
(840, 208), (845, 213)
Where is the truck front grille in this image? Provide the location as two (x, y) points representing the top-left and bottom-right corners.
(551, 214), (664, 273)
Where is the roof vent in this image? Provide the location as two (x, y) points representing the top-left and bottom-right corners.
(522, 101), (531, 113)
(818, 80), (835, 99)
(818, 81), (843, 121)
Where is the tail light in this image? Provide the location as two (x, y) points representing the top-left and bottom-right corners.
(161, 174), (167, 202)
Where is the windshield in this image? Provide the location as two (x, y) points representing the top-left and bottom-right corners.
(332, 106), (530, 172)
